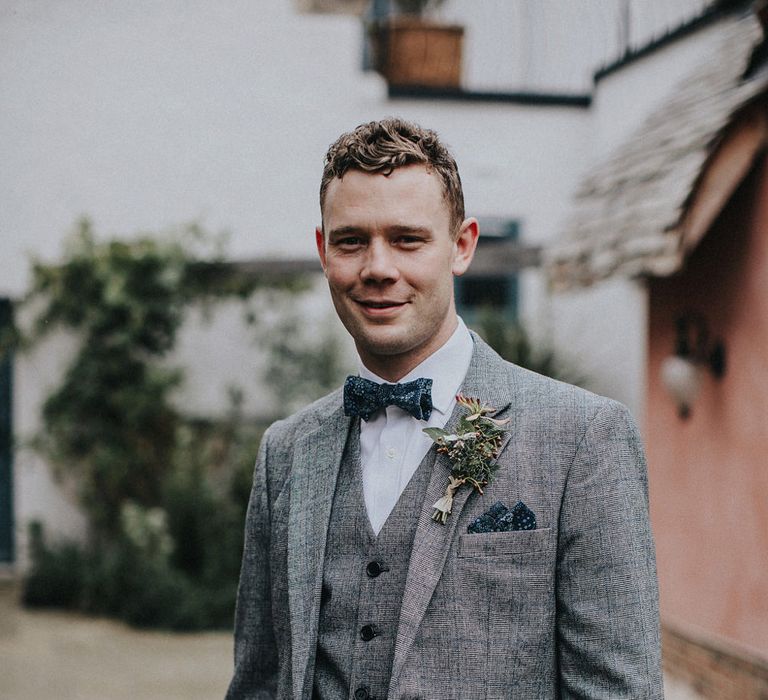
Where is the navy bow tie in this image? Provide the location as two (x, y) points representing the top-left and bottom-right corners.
(343, 376), (433, 422)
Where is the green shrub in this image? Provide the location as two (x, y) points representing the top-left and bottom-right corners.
(23, 432), (258, 633)
(22, 521), (86, 608)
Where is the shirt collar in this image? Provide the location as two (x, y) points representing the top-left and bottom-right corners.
(357, 317), (474, 416)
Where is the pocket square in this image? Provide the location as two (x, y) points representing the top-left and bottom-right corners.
(467, 501), (537, 534)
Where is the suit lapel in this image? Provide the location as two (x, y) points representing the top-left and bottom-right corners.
(389, 336), (514, 692)
(287, 405), (352, 700)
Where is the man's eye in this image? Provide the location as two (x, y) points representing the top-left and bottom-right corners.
(337, 237), (363, 247)
(396, 236), (423, 246)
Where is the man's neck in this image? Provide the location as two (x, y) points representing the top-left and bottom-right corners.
(361, 358), (424, 383)
(358, 318), (462, 382)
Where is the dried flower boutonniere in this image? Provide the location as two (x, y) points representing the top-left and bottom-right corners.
(423, 394), (509, 524)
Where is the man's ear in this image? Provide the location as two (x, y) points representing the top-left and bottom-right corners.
(315, 226), (327, 272)
(451, 217), (480, 276)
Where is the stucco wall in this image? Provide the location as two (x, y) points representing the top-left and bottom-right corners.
(551, 277), (648, 418)
(171, 279), (357, 419)
(14, 327), (87, 569)
(646, 155), (768, 658)
(0, 0), (594, 301)
(591, 17), (730, 162)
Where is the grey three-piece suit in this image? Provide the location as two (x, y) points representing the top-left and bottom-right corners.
(227, 335), (663, 699)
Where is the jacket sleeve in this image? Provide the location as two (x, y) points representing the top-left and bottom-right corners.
(226, 428), (279, 700)
(556, 400), (663, 699)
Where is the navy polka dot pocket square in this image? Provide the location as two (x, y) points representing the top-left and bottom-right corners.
(467, 500), (537, 534)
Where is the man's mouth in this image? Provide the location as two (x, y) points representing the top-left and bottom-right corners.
(358, 300), (404, 308)
(355, 299), (407, 315)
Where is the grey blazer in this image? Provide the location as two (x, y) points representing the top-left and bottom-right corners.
(227, 336), (663, 699)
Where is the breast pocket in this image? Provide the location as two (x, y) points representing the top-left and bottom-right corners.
(457, 527), (552, 558)
(437, 526), (556, 681)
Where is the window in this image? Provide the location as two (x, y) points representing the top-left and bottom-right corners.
(455, 218), (519, 325)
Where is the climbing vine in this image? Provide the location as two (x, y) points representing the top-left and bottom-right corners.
(25, 219), (270, 535)
(20, 219), (304, 628)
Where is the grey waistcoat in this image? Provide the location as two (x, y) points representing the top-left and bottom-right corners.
(312, 423), (436, 700)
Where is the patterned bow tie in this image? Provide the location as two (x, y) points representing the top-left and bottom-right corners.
(343, 375), (433, 422)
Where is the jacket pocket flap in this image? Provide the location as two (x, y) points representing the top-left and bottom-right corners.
(458, 527), (552, 558)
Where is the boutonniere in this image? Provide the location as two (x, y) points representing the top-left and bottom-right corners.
(423, 394), (509, 524)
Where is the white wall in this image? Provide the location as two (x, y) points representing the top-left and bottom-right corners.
(441, 0), (714, 94)
(591, 17), (731, 161)
(551, 277), (648, 422)
(0, 0), (380, 297)
(10, 285), (356, 566)
(1, 0), (726, 295)
(14, 327), (87, 568)
(171, 279), (357, 419)
(440, 0), (614, 93)
(0, 0), (594, 301)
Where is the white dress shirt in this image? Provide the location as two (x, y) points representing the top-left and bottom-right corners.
(358, 318), (474, 534)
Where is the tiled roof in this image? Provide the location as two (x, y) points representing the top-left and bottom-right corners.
(549, 12), (768, 289)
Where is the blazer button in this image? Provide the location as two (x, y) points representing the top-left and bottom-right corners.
(360, 624), (379, 641)
(354, 686), (370, 700)
(366, 561), (387, 577)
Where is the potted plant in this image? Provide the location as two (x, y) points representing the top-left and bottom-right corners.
(371, 0), (464, 89)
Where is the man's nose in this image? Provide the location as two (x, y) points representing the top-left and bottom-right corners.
(361, 240), (399, 282)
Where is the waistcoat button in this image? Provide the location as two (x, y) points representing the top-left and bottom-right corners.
(360, 624), (378, 641)
(354, 686), (370, 699)
(366, 561), (384, 577)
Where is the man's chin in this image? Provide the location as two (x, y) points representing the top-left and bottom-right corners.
(354, 329), (417, 361)
(358, 339), (412, 358)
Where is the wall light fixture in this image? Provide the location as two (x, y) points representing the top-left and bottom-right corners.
(660, 314), (726, 419)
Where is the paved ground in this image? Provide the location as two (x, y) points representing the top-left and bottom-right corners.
(1, 581), (702, 699)
(0, 583), (232, 700)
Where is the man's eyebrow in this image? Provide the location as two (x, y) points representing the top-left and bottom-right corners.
(327, 224), (431, 238)
(387, 224), (431, 235)
(327, 225), (367, 238)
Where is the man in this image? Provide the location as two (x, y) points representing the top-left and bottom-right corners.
(227, 118), (663, 699)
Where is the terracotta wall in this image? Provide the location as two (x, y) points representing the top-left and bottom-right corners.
(646, 154), (768, 658)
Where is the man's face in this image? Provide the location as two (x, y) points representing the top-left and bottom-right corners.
(316, 164), (478, 381)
